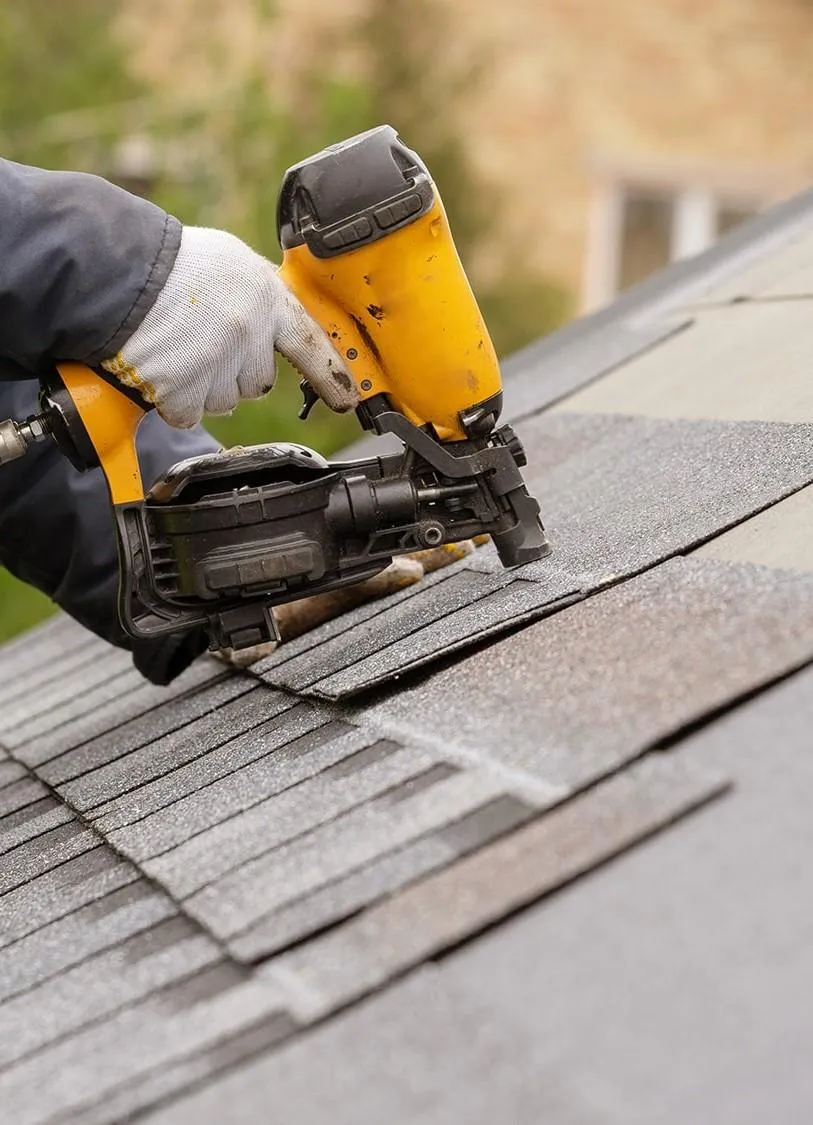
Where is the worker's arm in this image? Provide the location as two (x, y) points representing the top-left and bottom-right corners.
(0, 158), (357, 424)
(0, 157), (181, 376)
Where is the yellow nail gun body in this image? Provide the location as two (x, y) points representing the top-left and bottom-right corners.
(0, 126), (549, 652)
(278, 130), (500, 442)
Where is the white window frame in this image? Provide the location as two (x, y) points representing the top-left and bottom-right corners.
(582, 157), (792, 313)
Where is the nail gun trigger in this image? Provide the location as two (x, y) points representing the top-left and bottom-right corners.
(298, 380), (320, 421)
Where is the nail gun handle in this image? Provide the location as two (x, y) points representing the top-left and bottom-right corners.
(51, 363), (148, 505)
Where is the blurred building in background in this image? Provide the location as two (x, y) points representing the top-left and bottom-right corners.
(121, 0), (813, 312)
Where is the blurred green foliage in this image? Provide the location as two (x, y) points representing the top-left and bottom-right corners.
(0, 0), (570, 642)
(0, 0), (143, 168)
(0, 569), (56, 640)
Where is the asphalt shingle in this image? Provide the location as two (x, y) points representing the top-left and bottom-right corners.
(0, 847), (139, 949)
(65, 1010), (300, 1125)
(184, 768), (517, 942)
(359, 556), (813, 790)
(252, 560), (580, 699)
(374, 664), (813, 1125)
(681, 224), (813, 305)
(254, 412), (813, 700)
(0, 617), (101, 699)
(0, 880), (177, 1002)
(229, 794), (537, 962)
(0, 916), (220, 1069)
(265, 752), (725, 1020)
(1, 821), (99, 896)
(503, 316), (687, 423)
(1, 666), (149, 749)
(56, 683), (288, 812)
(0, 775), (49, 816)
(693, 482), (813, 571)
(0, 794), (73, 854)
(141, 743), (440, 896)
(92, 701), (331, 837)
(33, 671), (251, 781)
(0, 655), (134, 738)
(20, 655), (226, 766)
(136, 965), (572, 1125)
(0, 963), (292, 1125)
(0, 759), (27, 788)
(553, 299), (813, 423)
(517, 412), (813, 585)
(2, 185), (813, 1125)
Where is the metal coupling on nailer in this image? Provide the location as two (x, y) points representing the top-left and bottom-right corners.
(0, 415), (50, 466)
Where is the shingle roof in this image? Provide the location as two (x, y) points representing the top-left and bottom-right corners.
(4, 188), (813, 1123)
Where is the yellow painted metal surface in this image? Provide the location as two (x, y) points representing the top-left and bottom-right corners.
(280, 197), (502, 442)
(56, 363), (146, 505)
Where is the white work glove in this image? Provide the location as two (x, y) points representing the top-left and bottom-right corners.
(101, 226), (359, 428)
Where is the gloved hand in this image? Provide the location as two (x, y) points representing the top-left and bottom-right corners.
(218, 537), (490, 668)
(101, 226), (359, 428)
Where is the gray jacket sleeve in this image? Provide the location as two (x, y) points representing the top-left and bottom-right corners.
(0, 379), (220, 684)
(0, 157), (181, 374)
(0, 159), (218, 684)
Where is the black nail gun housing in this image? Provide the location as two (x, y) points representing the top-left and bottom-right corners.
(115, 407), (549, 652)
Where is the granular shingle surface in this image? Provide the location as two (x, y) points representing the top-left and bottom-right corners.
(254, 413), (813, 699)
(3, 192), (813, 1124)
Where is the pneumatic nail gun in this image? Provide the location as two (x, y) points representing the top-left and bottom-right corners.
(0, 125), (550, 652)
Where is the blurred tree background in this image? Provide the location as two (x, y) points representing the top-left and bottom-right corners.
(0, 0), (569, 641)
